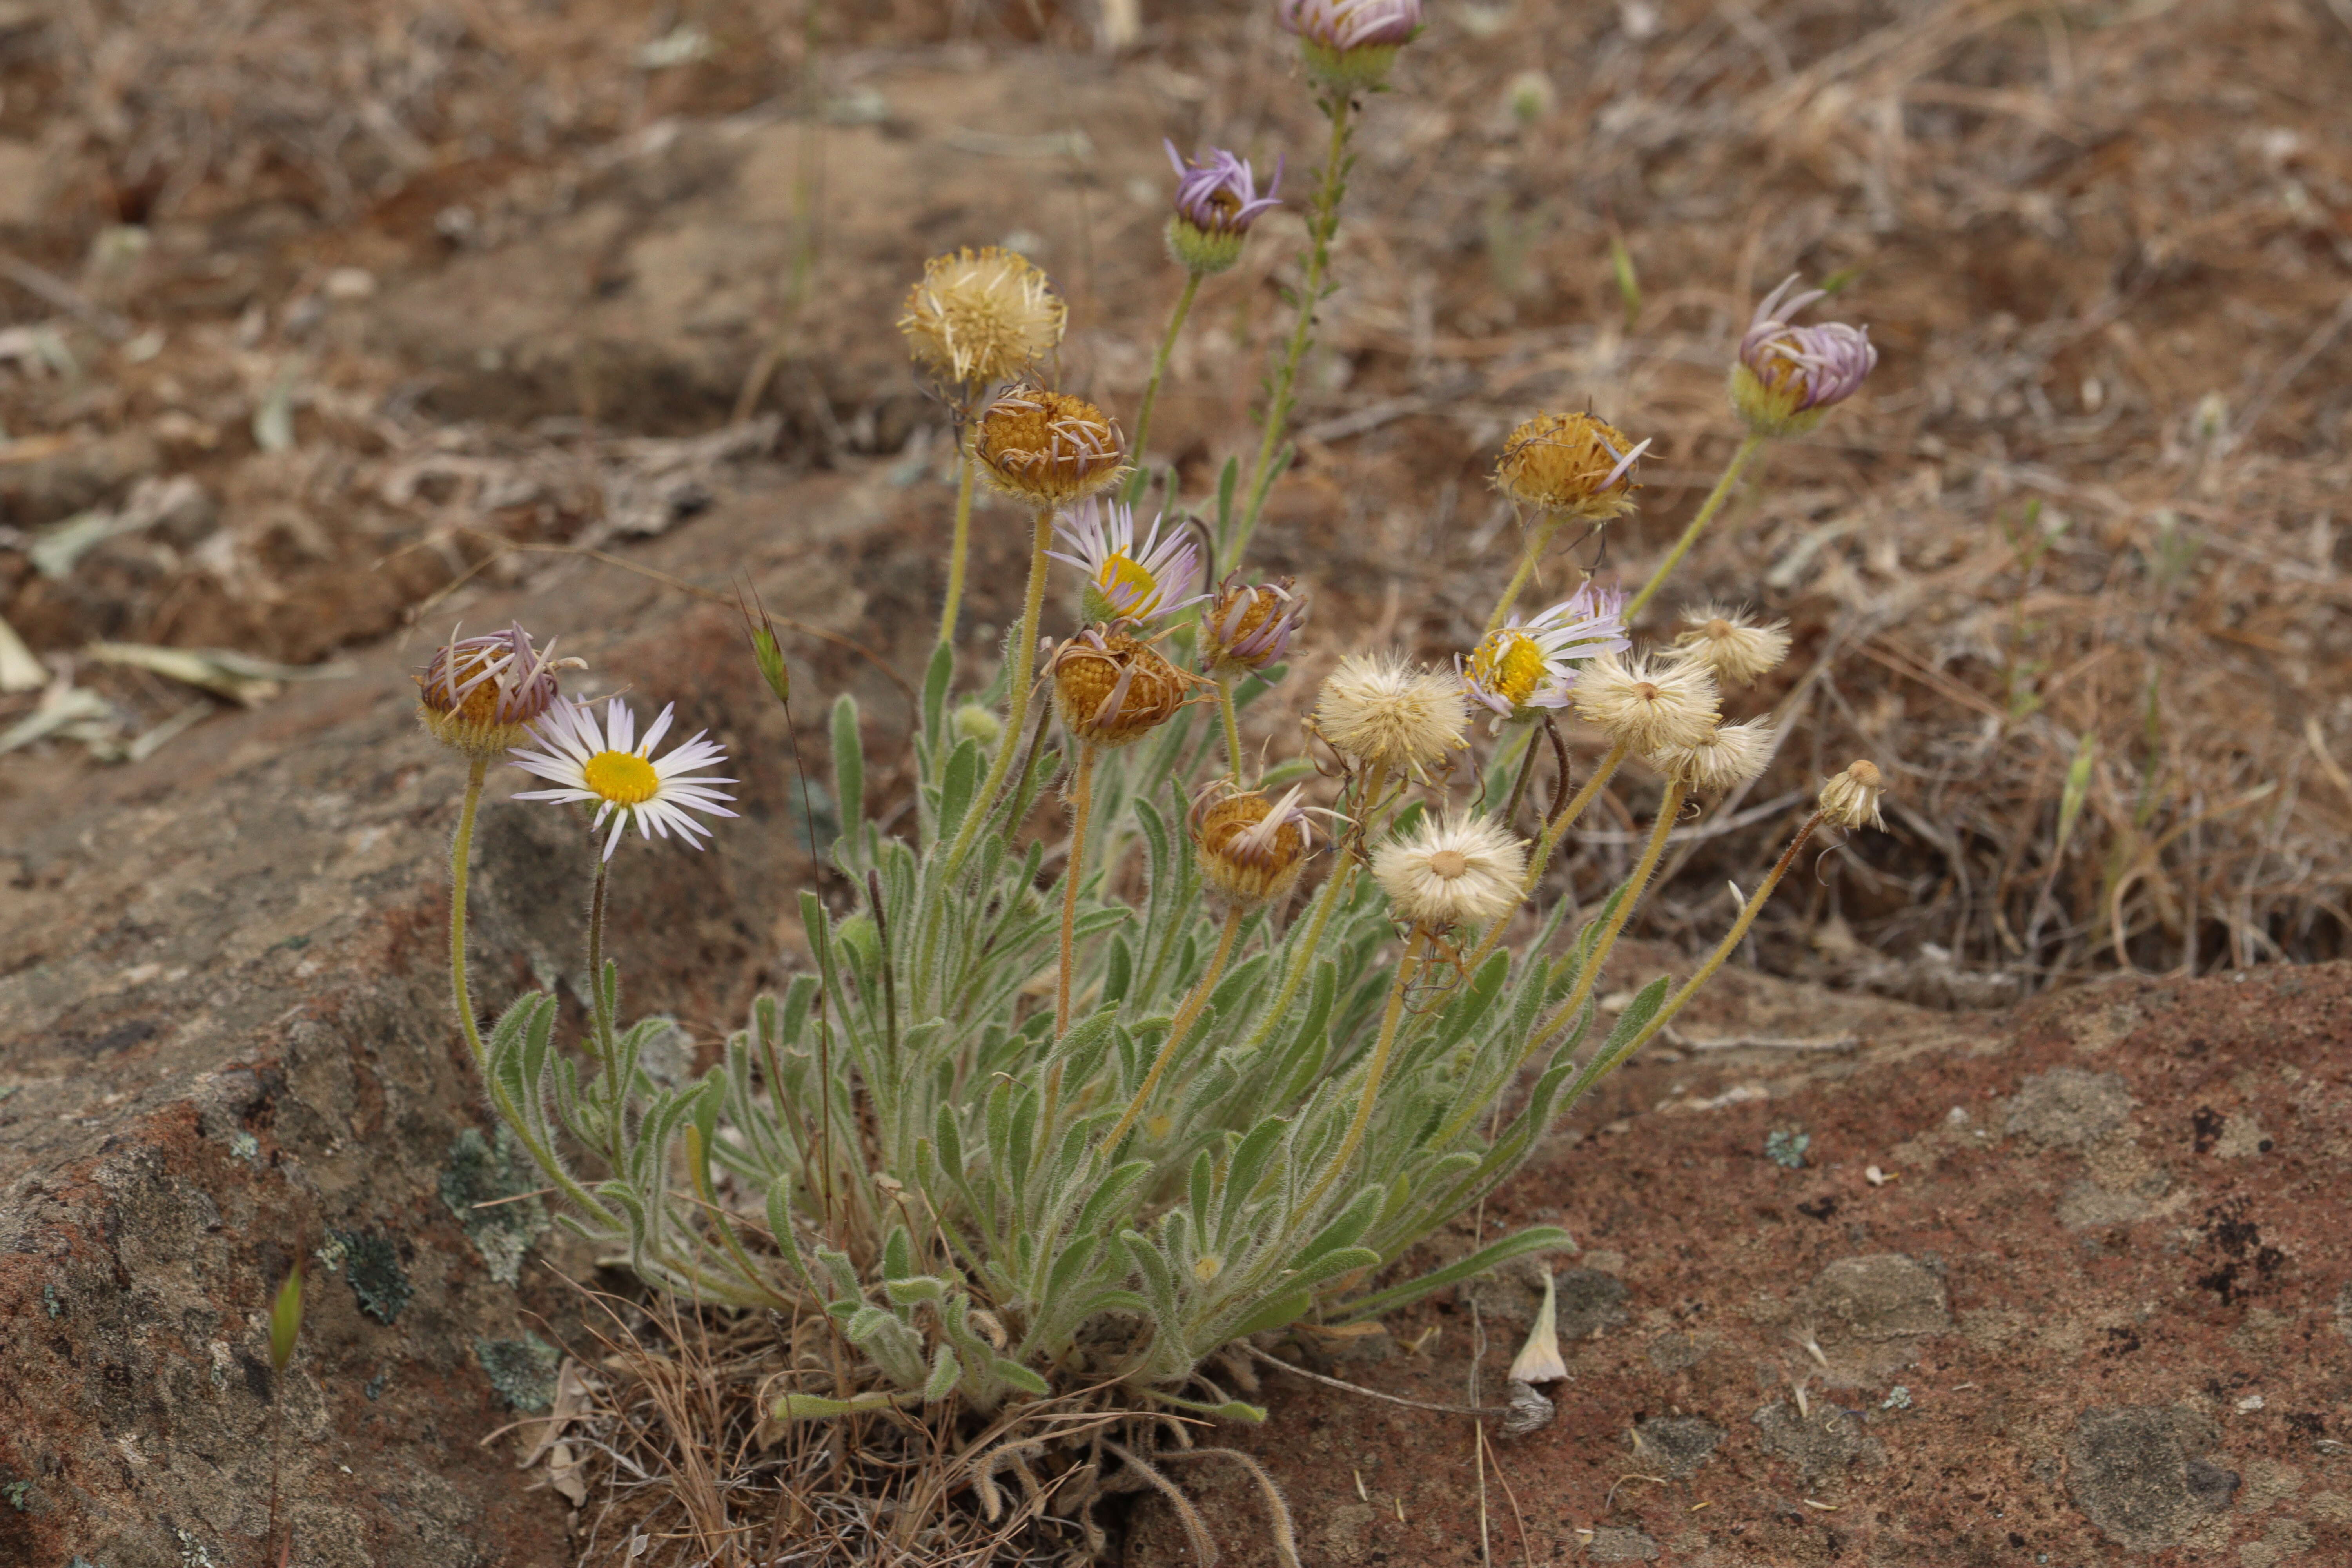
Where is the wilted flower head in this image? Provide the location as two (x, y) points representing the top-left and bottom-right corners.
(1049, 498), (1203, 626)
(1649, 716), (1775, 793)
(1818, 759), (1887, 830)
(1730, 274), (1878, 437)
(1673, 603), (1792, 686)
(1165, 141), (1283, 276)
(898, 246), (1066, 390)
(1459, 583), (1630, 722)
(974, 384), (1128, 506)
(1492, 411), (1652, 522)
(1372, 811), (1526, 930)
(1047, 627), (1198, 748)
(1202, 574), (1309, 675)
(1313, 652), (1470, 781)
(1280, 0), (1424, 92)
(1571, 651), (1720, 755)
(1192, 782), (1320, 909)
(510, 697), (737, 860)
(415, 622), (578, 759)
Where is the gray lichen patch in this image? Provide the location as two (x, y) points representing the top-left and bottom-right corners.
(1799, 1253), (1951, 1385)
(331, 1229), (413, 1325)
(439, 1125), (548, 1285)
(475, 1333), (561, 1412)
(2005, 1067), (2133, 1149)
(1630, 1415), (1725, 1478)
(1753, 1398), (1885, 1479)
(2065, 1404), (2234, 1550)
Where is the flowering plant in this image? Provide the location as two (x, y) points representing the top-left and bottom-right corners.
(412, 20), (1884, 1550)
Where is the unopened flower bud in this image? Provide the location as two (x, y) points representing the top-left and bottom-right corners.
(974, 384), (1129, 506)
(952, 703), (1003, 746)
(1819, 759), (1887, 830)
(415, 621), (577, 759)
(1164, 141), (1283, 277)
(1280, 0), (1424, 93)
(1730, 274), (1877, 437)
(1492, 410), (1651, 522)
(1048, 627), (1195, 748)
(1202, 574), (1308, 676)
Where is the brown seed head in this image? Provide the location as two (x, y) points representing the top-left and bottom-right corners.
(1050, 628), (1194, 748)
(897, 247), (1065, 390)
(415, 622), (576, 759)
(1492, 410), (1649, 521)
(1203, 574), (1308, 675)
(1193, 784), (1316, 909)
(975, 385), (1129, 506)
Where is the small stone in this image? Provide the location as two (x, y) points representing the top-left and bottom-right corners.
(2068, 1405), (2229, 1549)
(2005, 1067), (2132, 1149)
(1754, 1398), (1884, 1478)
(1803, 1254), (1952, 1341)
(1586, 1527), (1660, 1562)
(1631, 1415), (1725, 1477)
(2213, 1115), (2273, 1159)
(1554, 1269), (1632, 1341)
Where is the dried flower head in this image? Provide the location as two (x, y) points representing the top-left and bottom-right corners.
(1165, 141), (1284, 276)
(1571, 652), (1721, 755)
(1192, 782), (1319, 909)
(1731, 274), (1878, 437)
(1492, 411), (1652, 521)
(898, 246), (1066, 390)
(1459, 583), (1630, 722)
(1280, 0), (1424, 91)
(1047, 627), (1198, 748)
(1048, 498), (1203, 626)
(1650, 716), (1775, 793)
(1372, 811), (1526, 930)
(1673, 603), (1792, 686)
(1818, 759), (1887, 830)
(416, 622), (578, 759)
(1313, 652), (1470, 781)
(510, 697), (737, 860)
(974, 384), (1129, 506)
(1202, 574), (1309, 675)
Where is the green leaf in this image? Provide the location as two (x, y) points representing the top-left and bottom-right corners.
(922, 1344), (962, 1403)
(993, 1358), (1050, 1397)
(1597, 975), (1670, 1059)
(830, 693), (864, 835)
(268, 1260), (305, 1373)
(775, 1390), (900, 1421)
(1145, 1389), (1269, 1423)
(922, 639), (953, 749)
(1332, 1225), (1573, 1323)
(936, 737), (984, 846)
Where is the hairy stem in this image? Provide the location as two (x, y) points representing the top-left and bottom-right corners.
(1236, 756), (1387, 1055)
(449, 757), (490, 1069)
(586, 854), (625, 1172)
(943, 505), (1056, 880)
(1216, 672), (1245, 782)
(1298, 924), (1427, 1216)
(1485, 513), (1564, 634)
(1230, 94), (1354, 563)
(1055, 743), (1099, 1038)
(1528, 779), (1686, 1062)
(936, 432), (980, 646)
(1455, 739), (1628, 982)
(1127, 270), (1202, 496)
(1103, 904), (1245, 1151)
(1624, 433), (1763, 621)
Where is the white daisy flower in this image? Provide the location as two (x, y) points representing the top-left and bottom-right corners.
(1047, 497), (1205, 625)
(510, 697), (737, 860)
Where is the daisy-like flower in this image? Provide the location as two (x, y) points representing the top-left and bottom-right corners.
(1730, 274), (1878, 437)
(1372, 811), (1526, 930)
(1201, 573), (1309, 675)
(1279, 0), (1424, 91)
(1492, 411), (1653, 522)
(898, 247), (1066, 391)
(510, 697), (737, 860)
(1649, 716), (1776, 793)
(1459, 583), (1630, 723)
(1673, 603), (1792, 686)
(1045, 627), (1200, 748)
(1048, 498), (1204, 626)
(1165, 141), (1283, 276)
(415, 621), (579, 759)
(1818, 759), (1887, 830)
(973, 383), (1129, 506)
(1192, 782), (1322, 909)
(1570, 652), (1720, 755)
(1312, 652), (1470, 781)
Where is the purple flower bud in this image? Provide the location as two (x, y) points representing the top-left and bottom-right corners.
(1731, 274), (1878, 435)
(1279, 0), (1424, 50)
(1166, 142), (1284, 236)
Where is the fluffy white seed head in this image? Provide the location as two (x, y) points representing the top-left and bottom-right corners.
(1371, 812), (1527, 929)
(1819, 759), (1887, 830)
(1571, 652), (1720, 755)
(1314, 652), (1470, 780)
(1650, 716), (1776, 793)
(1673, 604), (1792, 686)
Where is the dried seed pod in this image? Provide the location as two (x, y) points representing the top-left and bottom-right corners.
(1047, 628), (1196, 748)
(973, 384), (1129, 506)
(1492, 410), (1650, 521)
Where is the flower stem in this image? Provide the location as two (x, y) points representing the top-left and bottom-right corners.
(1455, 739), (1627, 983)
(1624, 433), (1763, 622)
(1230, 93), (1354, 564)
(1127, 270), (1202, 499)
(1604, 810), (1824, 1070)
(1216, 672), (1245, 782)
(1298, 923), (1427, 1216)
(1485, 512), (1564, 634)
(1528, 779), (1686, 1062)
(586, 853), (627, 1172)
(1103, 904), (1245, 1151)
(936, 430), (980, 646)
(943, 505), (1055, 880)
(449, 757), (490, 1070)
(1055, 743), (1099, 1039)
(1236, 756), (1385, 1056)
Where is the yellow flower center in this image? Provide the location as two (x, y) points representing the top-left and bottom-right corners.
(582, 751), (660, 806)
(1098, 552), (1161, 613)
(1472, 630), (1549, 708)
(1428, 849), (1470, 880)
